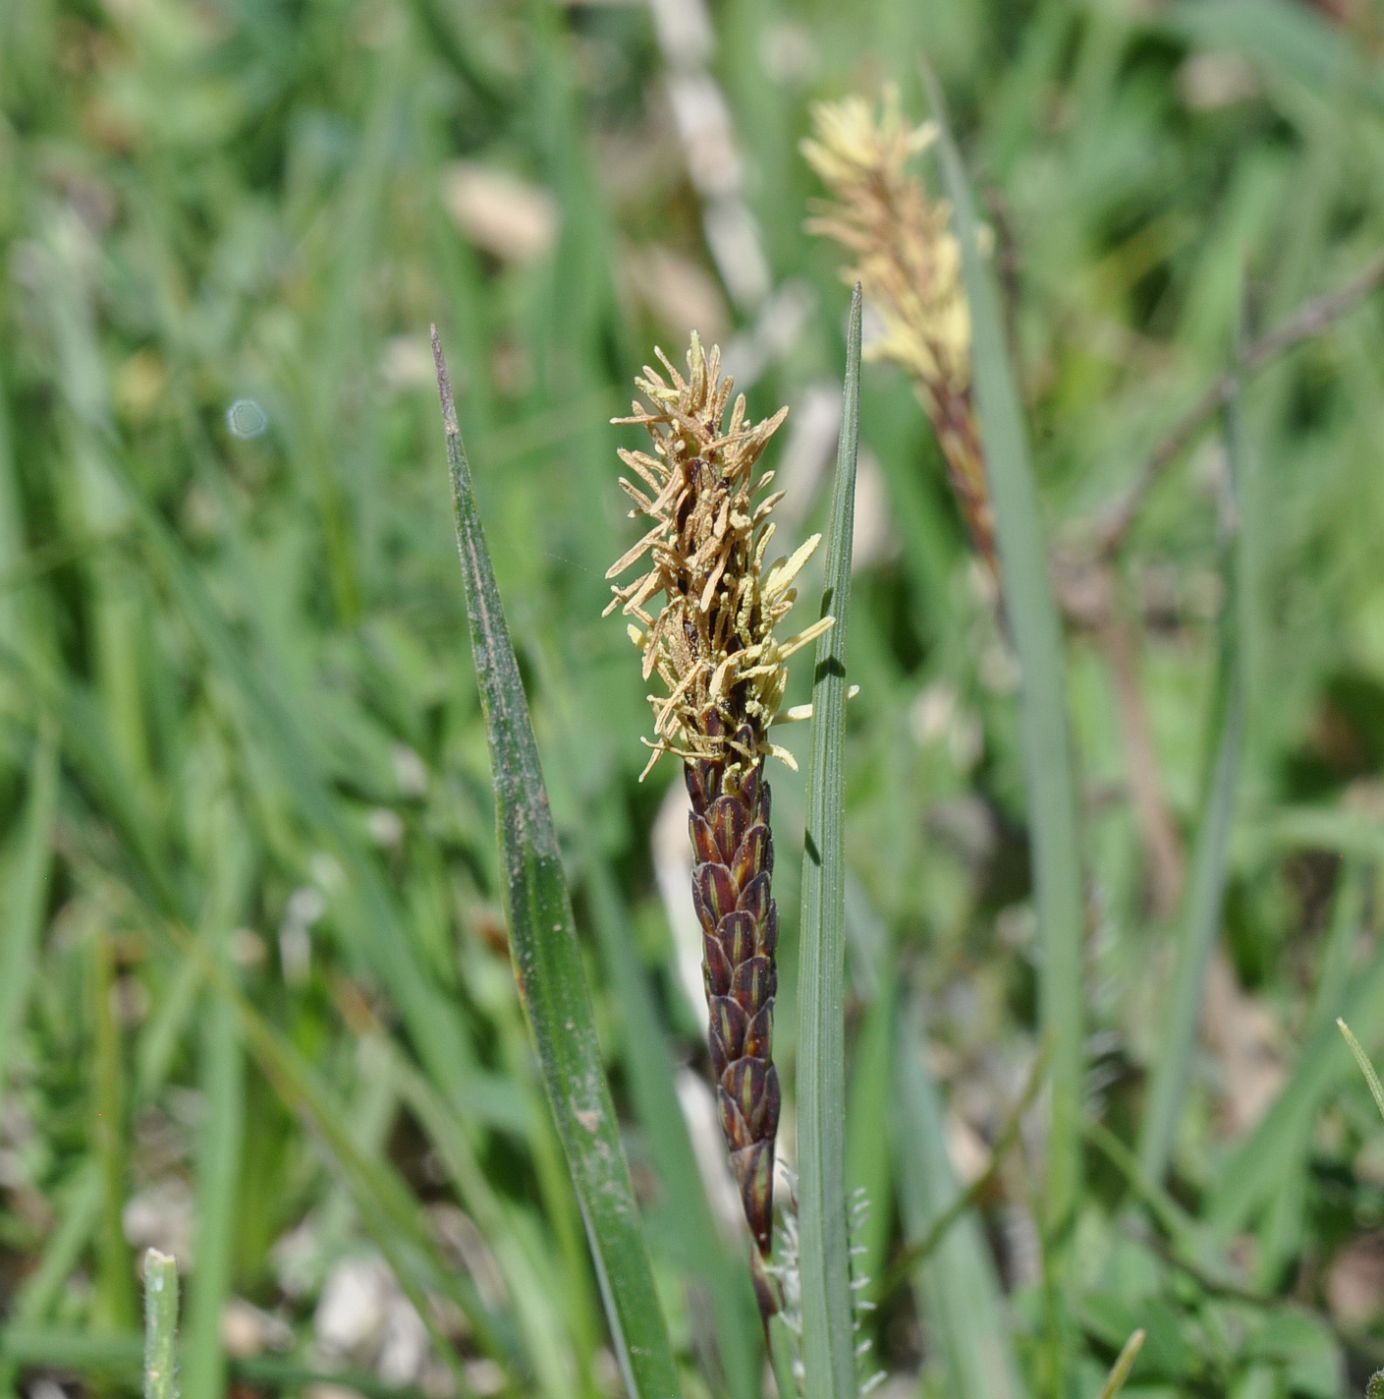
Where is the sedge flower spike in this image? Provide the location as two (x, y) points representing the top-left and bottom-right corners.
(606, 335), (831, 1320)
(803, 88), (996, 575)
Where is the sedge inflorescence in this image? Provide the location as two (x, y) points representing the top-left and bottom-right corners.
(607, 334), (831, 1320)
(605, 333), (831, 779)
(803, 88), (995, 573)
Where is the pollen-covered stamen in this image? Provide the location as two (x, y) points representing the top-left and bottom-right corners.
(606, 333), (830, 775)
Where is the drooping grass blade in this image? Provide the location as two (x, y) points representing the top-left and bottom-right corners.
(433, 329), (682, 1399)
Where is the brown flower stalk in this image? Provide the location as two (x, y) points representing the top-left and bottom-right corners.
(803, 90), (995, 574)
(605, 336), (830, 1319)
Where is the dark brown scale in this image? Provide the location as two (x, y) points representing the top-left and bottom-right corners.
(684, 711), (781, 1321)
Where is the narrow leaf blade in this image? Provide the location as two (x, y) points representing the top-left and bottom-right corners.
(0, 729), (58, 1089)
(923, 65), (1086, 1238)
(181, 818), (251, 1399)
(1097, 1329), (1147, 1399)
(1136, 347), (1249, 1183)
(1338, 1020), (1384, 1124)
(895, 1000), (1027, 1399)
(1205, 930), (1384, 1235)
(433, 330), (681, 1399)
(797, 285), (864, 1399)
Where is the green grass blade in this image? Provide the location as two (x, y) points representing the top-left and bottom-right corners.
(157, 908), (508, 1387)
(432, 329), (681, 1399)
(880, 1043), (1049, 1299)
(582, 845), (763, 1396)
(1097, 1329), (1147, 1399)
(8, 1165), (102, 1328)
(1250, 866), (1365, 1284)
(92, 927), (136, 1333)
(90, 449), (472, 1104)
(894, 999), (1027, 1399)
(0, 728), (58, 1090)
(1205, 929), (1384, 1236)
(3, 1327), (435, 1398)
(1135, 683), (1242, 1182)
(1338, 1020), (1384, 1123)
(181, 895), (248, 1397)
(1137, 329), (1249, 1184)
(173, 925), (497, 1394)
(526, 630), (762, 1395)
(0, 651), (183, 921)
(1081, 1121), (1199, 1257)
(1306, 867), (1366, 1039)
(388, 1042), (580, 1399)
(797, 284), (864, 1399)
(179, 806), (253, 1399)
(142, 1250), (179, 1399)
(845, 983), (899, 1312)
(923, 63), (1086, 1240)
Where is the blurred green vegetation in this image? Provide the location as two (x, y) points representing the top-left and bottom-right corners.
(2, 0), (1384, 1394)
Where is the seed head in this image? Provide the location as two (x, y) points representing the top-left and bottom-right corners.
(802, 88), (969, 399)
(803, 88), (995, 572)
(606, 334), (832, 778)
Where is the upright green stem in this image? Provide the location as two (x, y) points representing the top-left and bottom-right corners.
(93, 929), (135, 1334)
(142, 1249), (179, 1399)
